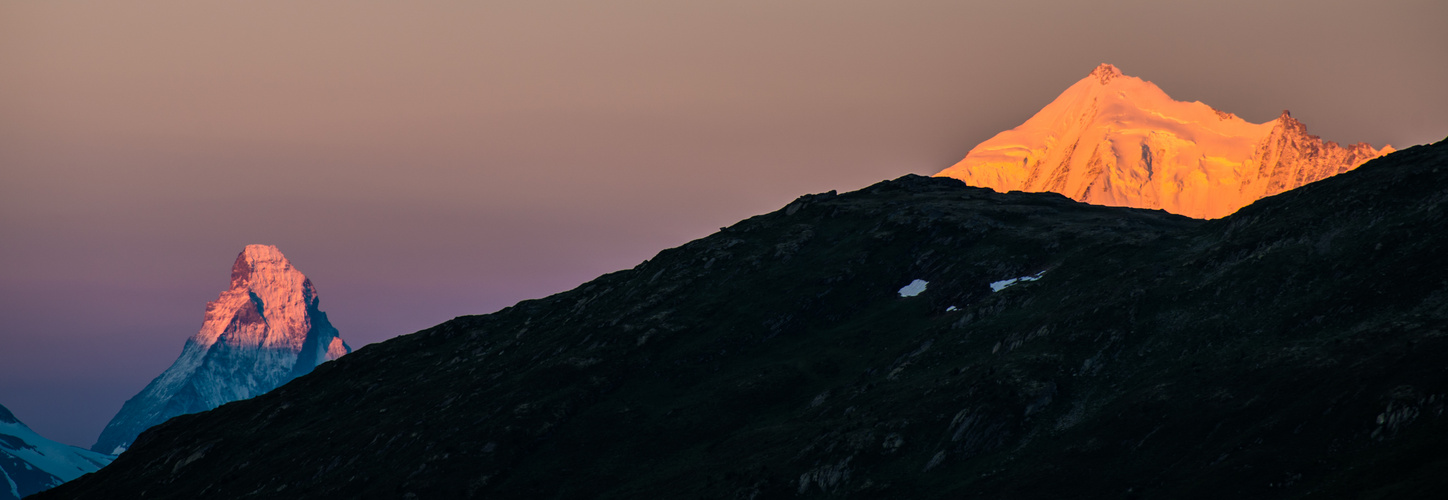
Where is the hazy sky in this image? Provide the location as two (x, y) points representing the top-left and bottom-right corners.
(2, 1), (1445, 447)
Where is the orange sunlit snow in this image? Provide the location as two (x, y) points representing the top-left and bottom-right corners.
(935, 64), (1393, 219)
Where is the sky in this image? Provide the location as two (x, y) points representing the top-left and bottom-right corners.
(2, 0), (1445, 448)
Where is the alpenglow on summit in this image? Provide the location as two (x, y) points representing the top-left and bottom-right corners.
(935, 64), (1392, 218)
(92, 245), (350, 454)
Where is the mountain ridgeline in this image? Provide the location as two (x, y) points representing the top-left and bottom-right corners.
(42, 139), (1448, 499)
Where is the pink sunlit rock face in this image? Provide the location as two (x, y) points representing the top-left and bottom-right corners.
(935, 64), (1393, 219)
(90, 245), (350, 455)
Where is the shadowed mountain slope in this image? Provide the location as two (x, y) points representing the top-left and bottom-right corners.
(39, 139), (1448, 499)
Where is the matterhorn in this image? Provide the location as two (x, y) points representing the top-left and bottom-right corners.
(91, 245), (350, 454)
(935, 63), (1393, 218)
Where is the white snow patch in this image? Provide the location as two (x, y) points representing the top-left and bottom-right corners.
(1, 417), (114, 483)
(990, 270), (1047, 292)
(946, 306), (958, 312)
(3, 467), (19, 500)
(898, 279), (928, 297)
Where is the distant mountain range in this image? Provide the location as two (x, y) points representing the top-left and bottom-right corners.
(935, 64), (1392, 218)
(91, 245), (350, 455)
(0, 404), (110, 500)
(41, 138), (1448, 498)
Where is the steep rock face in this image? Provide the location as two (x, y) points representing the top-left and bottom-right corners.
(0, 404), (111, 500)
(90, 245), (350, 455)
(935, 63), (1393, 218)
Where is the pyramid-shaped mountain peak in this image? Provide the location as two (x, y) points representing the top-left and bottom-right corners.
(91, 245), (350, 455)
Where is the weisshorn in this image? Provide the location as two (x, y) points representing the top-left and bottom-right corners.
(935, 63), (1392, 219)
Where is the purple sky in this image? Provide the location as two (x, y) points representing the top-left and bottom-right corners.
(2, 1), (1445, 448)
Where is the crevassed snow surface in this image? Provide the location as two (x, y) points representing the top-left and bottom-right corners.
(990, 271), (1047, 292)
(898, 279), (928, 297)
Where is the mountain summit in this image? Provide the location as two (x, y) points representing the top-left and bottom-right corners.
(91, 245), (350, 454)
(934, 63), (1392, 218)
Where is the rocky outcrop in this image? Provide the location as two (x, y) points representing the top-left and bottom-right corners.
(90, 245), (350, 455)
(935, 63), (1394, 218)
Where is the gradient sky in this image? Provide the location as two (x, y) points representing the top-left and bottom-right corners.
(2, 1), (1445, 448)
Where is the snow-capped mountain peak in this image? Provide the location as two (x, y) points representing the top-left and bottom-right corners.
(91, 245), (350, 454)
(934, 64), (1393, 218)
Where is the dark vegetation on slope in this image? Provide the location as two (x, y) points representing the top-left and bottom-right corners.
(39, 139), (1448, 499)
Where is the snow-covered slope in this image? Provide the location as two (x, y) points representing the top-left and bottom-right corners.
(0, 404), (112, 500)
(934, 64), (1392, 218)
(91, 245), (351, 455)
